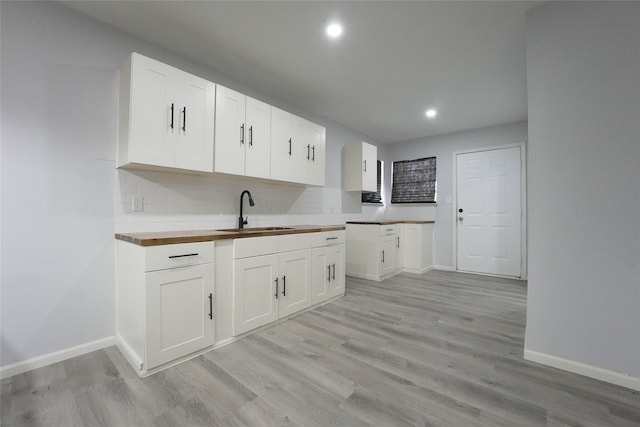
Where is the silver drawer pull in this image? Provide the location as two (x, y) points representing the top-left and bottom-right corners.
(168, 253), (199, 259)
(326, 237), (339, 240)
(386, 228), (394, 231)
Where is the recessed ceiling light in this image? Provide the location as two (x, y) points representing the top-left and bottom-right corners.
(425, 109), (437, 119)
(326, 22), (343, 39)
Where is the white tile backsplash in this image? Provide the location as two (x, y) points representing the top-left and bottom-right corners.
(114, 169), (370, 233)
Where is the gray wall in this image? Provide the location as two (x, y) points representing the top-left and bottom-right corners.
(384, 121), (527, 269)
(525, 2), (640, 378)
(0, 1), (381, 368)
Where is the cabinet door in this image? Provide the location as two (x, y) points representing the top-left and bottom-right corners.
(395, 226), (404, 271)
(214, 85), (246, 176)
(270, 107), (296, 183)
(278, 249), (312, 317)
(403, 224), (421, 270)
(145, 263), (215, 370)
(362, 142), (378, 192)
(233, 254), (278, 336)
(328, 244), (345, 297)
(311, 247), (331, 304)
(245, 97), (271, 179)
(306, 122), (326, 186)
(380, 234), (397, 277)
(175, 74), (215, 172)
(129, 54), (175, 168)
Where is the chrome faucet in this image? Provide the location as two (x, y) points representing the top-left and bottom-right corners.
(239, 190), (255, 229)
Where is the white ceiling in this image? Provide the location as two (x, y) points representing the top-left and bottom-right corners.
(61, 1), (541, 143)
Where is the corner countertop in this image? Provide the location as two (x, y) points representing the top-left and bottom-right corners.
(346, 220), (434, 225)
(115, 225), (346, 247)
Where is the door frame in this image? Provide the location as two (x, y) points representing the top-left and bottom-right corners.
(451, 142), (527, 279)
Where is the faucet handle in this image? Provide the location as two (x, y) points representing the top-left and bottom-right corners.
(242, 216), (249, 225)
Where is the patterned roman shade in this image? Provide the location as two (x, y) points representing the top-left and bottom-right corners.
(391, 157), (436, 203)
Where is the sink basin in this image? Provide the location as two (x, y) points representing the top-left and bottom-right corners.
(217, 227), (294, 233)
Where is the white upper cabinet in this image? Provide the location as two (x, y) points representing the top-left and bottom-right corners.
(302, 119), (326, 187)
(271, 107), (301, 183)
(214, 85), (271, 179)
(214, 85), (245, 176)
(245, 97), (271, 179)
(271, 107), (326, 185)
(118, 52), (215, 172)
(344, 141), (377, 191)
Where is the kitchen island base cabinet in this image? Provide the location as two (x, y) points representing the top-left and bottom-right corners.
(346, 222), (434, 281)
(115, 240), (215, 376)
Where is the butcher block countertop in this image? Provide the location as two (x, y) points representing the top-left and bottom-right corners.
(346, 220), (434, 225)
(115, 225), (346, 247)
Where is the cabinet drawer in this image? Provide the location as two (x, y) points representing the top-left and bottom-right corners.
(379, 224), (399, 236)
(234, 236), (278, 259)
(278, 233), (312, 252)
(145, 242), (215, 272)
(312, 231), (346, 247)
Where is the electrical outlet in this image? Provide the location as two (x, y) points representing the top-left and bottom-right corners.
(132, 195), (144, 212)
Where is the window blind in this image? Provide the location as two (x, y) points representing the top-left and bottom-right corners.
(391, 157), (436, 203)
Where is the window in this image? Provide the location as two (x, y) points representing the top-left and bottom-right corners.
(362, 160), (382, 203)
(391, 157), (436, 203)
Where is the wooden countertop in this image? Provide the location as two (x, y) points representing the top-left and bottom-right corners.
(115, 225), (346, 246)
(346, 220), (434, 225)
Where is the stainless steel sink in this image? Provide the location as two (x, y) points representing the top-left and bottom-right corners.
(217, 227), (294, 233)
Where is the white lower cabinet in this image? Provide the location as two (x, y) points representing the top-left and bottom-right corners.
(227, 231), (343, 337)
(312, 243), (345, 304)
(380, 233), (397, 277)
(402, 223), (434, 274)
(346, 222), (434, 281)
(145, 263), (215, 369)
(278, 249), (313, 317)
(233, 254), (279, 335)
(115, 241), (215, 375)
(232, 248), (312, 336)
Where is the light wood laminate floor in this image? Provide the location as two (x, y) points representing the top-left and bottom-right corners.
(2, 271), (639, 426)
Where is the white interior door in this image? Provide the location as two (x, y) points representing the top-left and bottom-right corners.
(456, 146), (522, 277)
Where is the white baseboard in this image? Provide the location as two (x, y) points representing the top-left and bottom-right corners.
(115, 335), (143, 374)
(524, 349), (640, 392)
(433, 265), (454, 271)
(1, 336), (116, 379)
(346, 272), (382, 281)
(400, 266), (434, 275)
